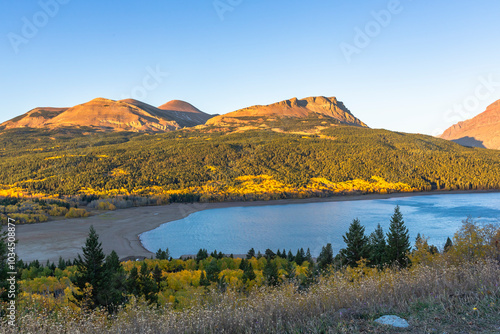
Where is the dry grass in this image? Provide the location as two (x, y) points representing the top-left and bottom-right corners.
(3, 258), (499, 334)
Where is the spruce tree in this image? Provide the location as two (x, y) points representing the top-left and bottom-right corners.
(139, 262), (158, 304)
(58, 256), (67, 270)
(246, 248), (255, 259)
(287, 250), (294, 262)
(263, 259), (279, 286)
(339, 219), (370, 267)
(317, 243), (334, 269)
(205, 258), (220, 282)
(444, 237), (453, 252)
(127, 266), (140, 296)
(103, 250), (127, 312)
(368, 224), (387, 267)
(72, 226), (109, 309)
(305, 248), (313, 264)
(199, 271), (210, 287)
(386, 206), (411, 267)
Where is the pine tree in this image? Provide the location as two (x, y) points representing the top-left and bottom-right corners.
(444, 237), (453, 252)
(305, 248), (313, 264)
(140, 262), (158, 304)
(295, 248), (305, 265)
(103, 250), (127, 312)
(196, 249), (208, 262)
(339, 219), (370, 267)
(265, 249), (275, 260)
(152, 264), (162, 288)
(263, 259), (279, 286)
(199, 271), (210, 287)
(72, 226), (108, 310)
(205, 258), (220, 282)
(58, 256), (67, 270)
(386, 206), (411, 267)
(126, 266), (141, 296)
(368, 224), (387, 267)
(246, 248), (255, 259)
(240, 259), (256, 283)
(287, 250), (294, 262)
(317, 243), (334, 269)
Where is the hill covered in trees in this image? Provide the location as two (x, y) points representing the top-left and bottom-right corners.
(0, 123), (499, 223)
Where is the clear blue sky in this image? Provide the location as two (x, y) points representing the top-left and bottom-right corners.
(1, 0), (500, 135)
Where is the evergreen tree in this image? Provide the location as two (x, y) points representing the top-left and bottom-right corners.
(368, 224), (387, 267)
(276, 249), (282, 258)
(246, 248), (255, 259)
(152, 264), (162, 289)
(205, 258), (220, 282)
(196, 249), (208, 262)
(199, 271), (210, 287)
(58, 256), (67, 270)
(155, 248), (170, 260)
(386, 206), (411, 267)
(295, 248), (305, 265)
(305, 248), (313, 264)
(263, 259), (279, 286)
(126, 266), (141, 296)
(240, 259), (256, 283)
(339, 219), (370, 267)
(102, 250), (127, 311)
(444, 237), (453, 252)
(72, 226), (109, 310)
(140, 262), (158, 304)
(287, 250), (294, 262)
(265, 248), (275, 260)
(317, 243), (334, 269)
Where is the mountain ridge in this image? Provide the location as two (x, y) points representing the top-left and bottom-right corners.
(440, 99), (500, 150)
(0, 98), (213, 133)
(206, 96), (367, 128)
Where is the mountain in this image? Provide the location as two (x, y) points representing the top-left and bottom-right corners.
(0, 98), (213, 133)
(158, 100), (215, 125)
(440, 100), (500, 150)
(206, 96), (368, 131)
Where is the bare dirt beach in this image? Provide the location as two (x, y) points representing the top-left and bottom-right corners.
(10, 190), (499, 263)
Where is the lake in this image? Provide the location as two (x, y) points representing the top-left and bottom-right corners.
(140, 193), (500, 258)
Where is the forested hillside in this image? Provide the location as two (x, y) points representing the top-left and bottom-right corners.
(0, 124), (499, 223)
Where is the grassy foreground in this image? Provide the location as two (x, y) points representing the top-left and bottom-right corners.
(3, 258), (500, 333)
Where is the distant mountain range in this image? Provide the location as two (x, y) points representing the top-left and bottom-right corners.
(440, 99), (500, 150)
(0, 96), (366, 134)
(0, 98), (214, 132)
(2, 96), (500, 151)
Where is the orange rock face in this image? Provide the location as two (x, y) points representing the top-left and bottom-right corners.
(206, 96), (367, 127)
(440, 100), (500, 150)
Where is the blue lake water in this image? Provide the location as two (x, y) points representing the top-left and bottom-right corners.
(140, 193), (500, 258)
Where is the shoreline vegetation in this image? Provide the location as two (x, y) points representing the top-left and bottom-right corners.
(8, 189), (500, 263)
(2, 209), (499, 333)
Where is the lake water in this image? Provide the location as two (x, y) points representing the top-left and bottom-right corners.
(140, 193), (500, 258)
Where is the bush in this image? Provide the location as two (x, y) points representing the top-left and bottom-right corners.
(65, 208), (89, 219)
(49, 206), (69, 216)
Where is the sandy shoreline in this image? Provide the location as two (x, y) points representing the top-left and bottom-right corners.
(10, 189), (500, 263)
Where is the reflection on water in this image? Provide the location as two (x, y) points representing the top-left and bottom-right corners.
(140, 193), (500, 258)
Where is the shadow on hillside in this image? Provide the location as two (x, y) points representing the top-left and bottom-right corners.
(452, 136), (486, 148)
